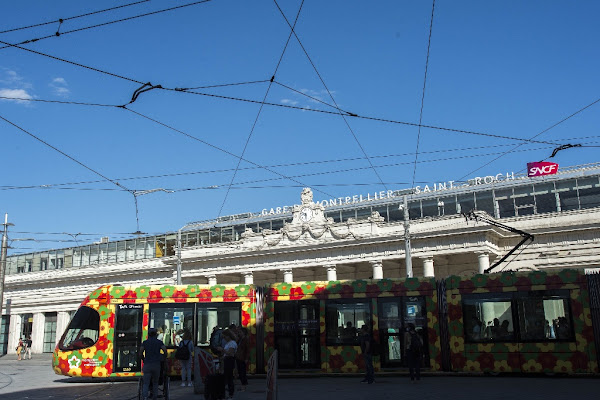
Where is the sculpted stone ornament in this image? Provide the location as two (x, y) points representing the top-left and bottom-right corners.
(300, 187), (313, 204)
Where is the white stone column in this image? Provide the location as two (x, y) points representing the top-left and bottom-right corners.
(282, 269), (293, 283)
(8, 313), (21, 354)
(370, 260), (383, 280)
(325, 264), (337, 281)
(31, 312), (45, 354)
(56, 311), (72, 346)
(207, 274), (217, 285)
(243, 272), (254, 285)
(478, 253), (490, 274)
(422, 257), (434, 278)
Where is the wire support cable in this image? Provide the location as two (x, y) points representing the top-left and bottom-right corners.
(273, 0), (388, 191)
(411, 0), (436, 190)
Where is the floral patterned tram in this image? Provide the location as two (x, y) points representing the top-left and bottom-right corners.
(444, 269), (599, 374)
(53, 270), (599, 378)
(53, 284), (257, 378)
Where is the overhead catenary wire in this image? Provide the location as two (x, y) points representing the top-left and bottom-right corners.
(0, 0), (150, 34)
(0, 1), (213, 50)
(457, 96), (600, 181)
(273, 0), (388, 192)
(411, 0), (436, 189)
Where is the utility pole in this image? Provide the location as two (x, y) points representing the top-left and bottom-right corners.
(176, 229), (182, 285)
(402, 195), (413, 278)
(0, 214), (12, 325)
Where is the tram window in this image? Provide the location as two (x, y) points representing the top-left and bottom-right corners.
(516, 291), (573, 341)
(326, 300), (371, 345)
(149, 305), (194, 347)
(196, 304), (241, 347)
(58, 306), (100, 350)
(462, 293), (515, 342)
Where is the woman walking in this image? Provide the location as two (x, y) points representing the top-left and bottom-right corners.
(222, 329), (238, 399)
(16, 338), (24, 361)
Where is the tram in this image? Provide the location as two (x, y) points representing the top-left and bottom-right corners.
(53, 269), (599, 378)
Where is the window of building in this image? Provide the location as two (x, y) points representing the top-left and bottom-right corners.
(463, 293), (514, 342)
(387, 204), (402, 222)
(577, 176), (600, 210)
(474, 190), (495, 216)
(341, 209), (357, 222)
(59, 306), (99, 350)
(494, 188), (515, 218)
(326, 300), (371, 345)
(408, 201), (421, 220)
(196, 304), (241, 347)
(43, 312), (57, 353)
(556, 179), (579, 211)
(149, 304), (194, 347)
(514, 186), (535, 216)
(533, 182), (557, 214)
(457, 193), (476, 215)
(325, 210), (342, 223)
(421, 198), (439, 218)
(356, 207), (372, 221)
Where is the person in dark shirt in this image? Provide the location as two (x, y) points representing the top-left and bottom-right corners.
(140, 327), (167, 400)
(359, 325), (374, 384)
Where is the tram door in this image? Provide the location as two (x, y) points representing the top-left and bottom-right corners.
(113, 304), (144, 373)
(378, 296), (428, 367)
(274, 301), (320, 369)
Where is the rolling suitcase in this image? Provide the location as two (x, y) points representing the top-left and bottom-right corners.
(204, 373), (226, 400)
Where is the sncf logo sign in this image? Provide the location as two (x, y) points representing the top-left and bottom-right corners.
(527, 161), (559, 177)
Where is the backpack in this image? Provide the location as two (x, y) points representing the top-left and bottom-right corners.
(209, 329), (223, 355)
(409, 331), (423, 354)
(175, 340), (190, 361)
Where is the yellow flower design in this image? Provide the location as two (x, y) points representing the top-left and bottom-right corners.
(329, 347), (343, 355)
(556, 360), (573, 373)
(506, 343), (520, 352)
(494, 360), (510, 372)
(523, 359), (542, 372)
(450, 336), (465, 352)
(538, 342), (555, 352)
(479, 343), (493, 352)
(341, 361), (358, 372)
(465, 360), (481, 372)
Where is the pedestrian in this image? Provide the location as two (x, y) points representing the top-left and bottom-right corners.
(222, 329), (238, 399)
(26, 335), (33, 359)
(359, 325), (374, 384)
(179, 330), (194, 387)
(235, 327), (250, 391)
(140, 327), (167, 400)
(404, 323), (423, 383)
(16, 338), (24, 361)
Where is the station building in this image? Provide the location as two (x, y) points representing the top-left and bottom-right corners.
(1, 163), (600, 356)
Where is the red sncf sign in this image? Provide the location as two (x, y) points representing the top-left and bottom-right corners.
(527, 161), (559, 177)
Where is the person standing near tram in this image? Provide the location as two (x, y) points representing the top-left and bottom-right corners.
(140, 328), (167, 400)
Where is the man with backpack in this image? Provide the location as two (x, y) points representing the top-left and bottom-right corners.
(176, 330), (194, 387)
(404, 323), (423, 383)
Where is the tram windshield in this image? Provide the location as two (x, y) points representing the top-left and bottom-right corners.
(58, 306), (100, 350)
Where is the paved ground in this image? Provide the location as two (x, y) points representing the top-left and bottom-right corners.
(0, 354), (598, 400)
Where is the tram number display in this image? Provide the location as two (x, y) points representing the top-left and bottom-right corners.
(118, 304), (144, 309)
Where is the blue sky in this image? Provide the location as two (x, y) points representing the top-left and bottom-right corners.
(1, 0), (599, 254)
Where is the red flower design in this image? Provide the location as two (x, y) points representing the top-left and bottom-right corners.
(366, 284), (381, 298)
(477, 352), (495, 370)
(448, 303), (462, 321)
(96, 336), (109, 350)
(58, 358), (70, 373)
(340, 285), (355, 299)
(582, 325), (595, 342)
(507, 353), (521, 368)
(122, 290), (137, 303)
(329, 354), (344, 370)
(458, 279), (475, 294)
(569, 352), (588, 370)
(391, 283), (407, 297)
(486, 278), (504, 293)
(148, 290), (163, 303)
(264, 332), (275, 347)
(451, 352), (467, 369)
(570, 299), (583, 318)
(172, 289), (189, 303)
(223, 288), (238, 302)
(81, 296), (91, 306)
(314, 287), (329, 299)
(269, 288), (280, 301)
(515, 276), (532, 292)
(537, 352), (558, 369)
(196, 289), (212, 302)
(418, 281), (433, 292)
(106, 312), (115, 327)
(289, 287), (304, 300)
(241, 310), (250, 326)
(545, 275), (564, 290)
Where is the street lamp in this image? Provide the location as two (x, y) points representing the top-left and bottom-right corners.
(0, 214), (14, 327)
